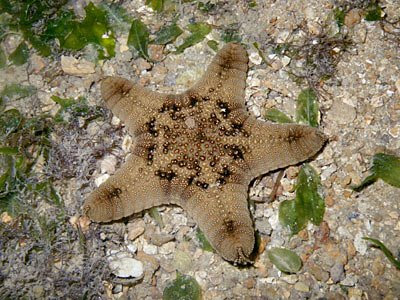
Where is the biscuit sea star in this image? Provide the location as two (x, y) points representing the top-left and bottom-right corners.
(83, 43), (326, 264)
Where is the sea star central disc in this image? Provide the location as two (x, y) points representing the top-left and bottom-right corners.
(83, 43), (326, 263)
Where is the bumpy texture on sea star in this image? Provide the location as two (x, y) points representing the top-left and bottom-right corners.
(83, 43), (326, 264)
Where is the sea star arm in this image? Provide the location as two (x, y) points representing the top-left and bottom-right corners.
(100, 76), (168, 135)
(246, 120), (327, 178)
(188, 42), (249, 110)
(184, 183), (255, 264)
(83, 155), (171, 222)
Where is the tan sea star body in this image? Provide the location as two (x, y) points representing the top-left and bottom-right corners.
(83, 43), (326, 264)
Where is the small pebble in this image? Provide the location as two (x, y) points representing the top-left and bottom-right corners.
(371, 257), (385, 275)
(344, 9), (361, 27)
(149, 233), (175, 247)
(111, 116), (121, 126)
(100, 155), (117, 174)
(122, 135), (133, 152)
(341, 274), (357, 286)
(127, 243), (137, 254)
(32, 285), (45, 298)
(348, 287), (363, 299)
(159, 241), (175, 255)
(127, 227), (145, 241)
(173, 250), (193, 273)
(294, 282), (309, 292)
(243, 278), (256, 289)
(307, 263), (330, 282)
(280, 274), (298, 284)
(249, 51), (262, 65)
(95, 174), (110, 187)
(109, 257), (143, 278)
(143, 244), (158, 255)
(330, 262), (345, 283)
(61, 56), (95, 75)
(327, 100), (356, 125)
(135, 57), (152, 71)
(112, 284), (123, 294)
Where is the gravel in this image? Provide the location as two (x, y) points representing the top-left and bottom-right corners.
(1, 0), (399, 299)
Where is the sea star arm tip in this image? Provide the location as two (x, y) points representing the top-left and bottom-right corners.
(83, 156), (172, 222)
(247, 121), (327, 178)
(185, 183), (255, 263)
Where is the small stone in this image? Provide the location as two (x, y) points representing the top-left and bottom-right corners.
(100, 155), (117, 174)
(345, 9), (362, 28)
(325, 194), (335, 207)
(341, 274), (357, 286)
(135, 58), (152, 71)
(159, 241), (175, 255)
(281, 56), (291, 67)
(111, 116), (121, 126)
(173, 250), (193, 273)
(243, 277), (256, 289)
(127, 243), (137, 254)
(370, 96), (384, 108)
(149, 44), (165, 62)
(78, 216), (91, 233)
(61, 56), (95, 75)
(109, 257), (143, 278)
(307, 22), (321, 35)
(343, 190), (352, 198)
(314, 221), (330, 243)
(346, 241), (357, 259)
(298, 229), (309, 241)
(277, 30), (290, 43)
(307, 263), (329, 282)
(330, 262), (345, 283)
(118, 35), (129, 53)
(32, 285), (45, 298)
(152, 64), (168, 83)
(122, 135), (133, 152)
(95, 173), (110, 187)
(112, 284), (123, 294)
(69, 215), (91, 233)
(348, 287), (362, 299)
(354, 232), (367, 255)
(354, 26), (367, 44)
(249, 77), (261, 87)
(127, 224), (145, 241)
(324, 242), (348, 265)
(143, 243), (158, 255)
(327, 100), (356, 125)
(255, 219), (271, 235)
(136, 250), (160, 274)
(325, 292), (346, 300)
(251, 105), (261, 117)
(150, 233), (175, 247)
(280, 274), (298, 284)
(388, 125), (400, 138)
(395, 79), (400, 95)
(340, 175), (352, 188)
(294, 282), (309, 292)
(29, 54), (46, 74)
(388, 211), (399, 219)
(270, 59), (283, 71)
(371, 257), (385, 275)
(249, 51), (262, 65)
(321, 164), (337, 181)
(1, 211), (13, 224)
(286, 166), (299, 179)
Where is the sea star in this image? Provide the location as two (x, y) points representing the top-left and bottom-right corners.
(83, 43), (326, 264)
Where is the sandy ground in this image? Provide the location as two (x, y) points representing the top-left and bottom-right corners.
(0, 0), (399, 299)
